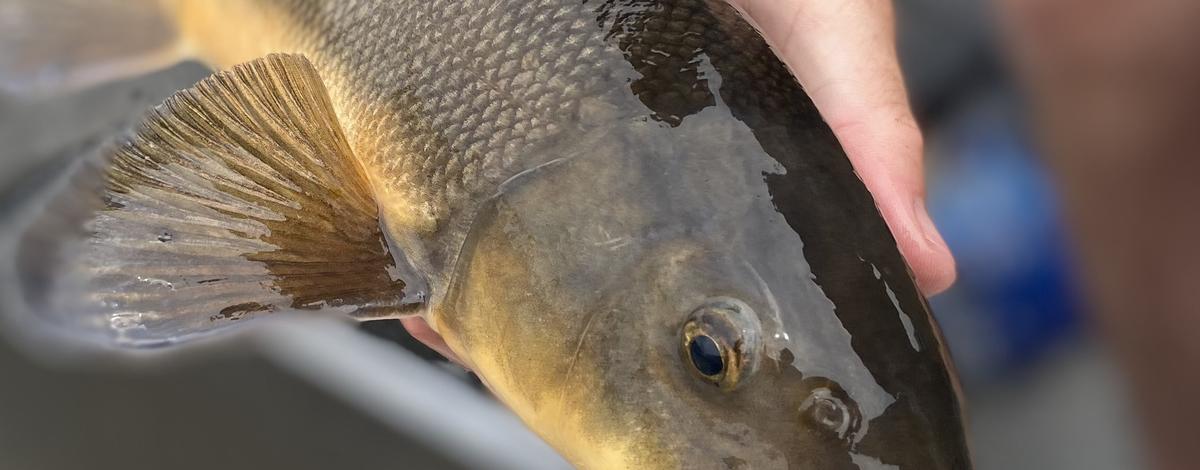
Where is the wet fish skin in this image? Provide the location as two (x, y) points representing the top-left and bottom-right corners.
(249, 1), (972, 467)
(34, 0), (970, 468)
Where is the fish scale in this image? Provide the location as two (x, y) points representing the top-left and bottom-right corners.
(252, 0), (641, 275)
(11, 0), (641, 335)
(2, 1), (972, 468)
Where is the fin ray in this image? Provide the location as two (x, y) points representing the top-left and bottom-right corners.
(58, 53), (418, 344)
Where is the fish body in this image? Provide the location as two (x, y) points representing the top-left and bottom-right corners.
(6, 1), (971, 468)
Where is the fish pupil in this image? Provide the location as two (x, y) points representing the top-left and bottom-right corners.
(688, 335), (724, 377)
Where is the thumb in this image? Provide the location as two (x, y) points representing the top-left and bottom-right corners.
(729, 0), (956, 294)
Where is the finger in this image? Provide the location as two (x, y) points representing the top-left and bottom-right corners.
(728, 0), (956, 294)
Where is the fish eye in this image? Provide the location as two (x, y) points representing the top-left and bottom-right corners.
(680, 297), (761, 390)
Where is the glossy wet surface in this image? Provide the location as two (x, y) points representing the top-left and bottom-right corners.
(4, 1), (970, 468)
(0, 1), (1149, 465)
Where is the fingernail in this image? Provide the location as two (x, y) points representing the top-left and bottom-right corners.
(913, 198), (948, 252)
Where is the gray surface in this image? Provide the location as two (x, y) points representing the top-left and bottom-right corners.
(0, 63), (568, 470)
(0, 63), (210, 195)
(968, 340), (1146, 470)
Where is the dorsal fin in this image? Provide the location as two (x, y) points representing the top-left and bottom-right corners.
(68, 53), (417, 344)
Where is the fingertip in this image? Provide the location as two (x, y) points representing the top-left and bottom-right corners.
(832, 121), (953, 295)
(909, 200), (957, 296)
(884, 209), (957, 297)
(724, 0), (953, 294)
(912, 239), (957, 296)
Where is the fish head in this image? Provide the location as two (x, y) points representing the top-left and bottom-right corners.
(438, 114), (969, 469)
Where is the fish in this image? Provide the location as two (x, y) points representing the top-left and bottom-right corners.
(1, 0), (971, 468)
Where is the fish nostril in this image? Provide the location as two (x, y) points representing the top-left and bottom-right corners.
(813, 397), (847, 432)
(799, 386), (860, 440)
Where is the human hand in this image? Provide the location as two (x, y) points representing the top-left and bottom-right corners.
(406, 0), (956, 366)
(728, 0), (955, 295)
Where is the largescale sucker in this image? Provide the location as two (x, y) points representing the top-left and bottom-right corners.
(1, 1), (972, 468)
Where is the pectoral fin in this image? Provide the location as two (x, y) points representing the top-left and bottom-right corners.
(73, 54), (417, 343)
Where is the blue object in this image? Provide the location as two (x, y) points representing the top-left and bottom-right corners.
(927, 99), (1082, 383)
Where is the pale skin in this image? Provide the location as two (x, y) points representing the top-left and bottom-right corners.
(730, 2), (1200, 469)
(406, 0), (958, 364)
(411, 1), (1200, 468)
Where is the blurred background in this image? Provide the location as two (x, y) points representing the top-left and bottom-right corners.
(900, 0), (1144, 468)
(0, 0), (1147, 469)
